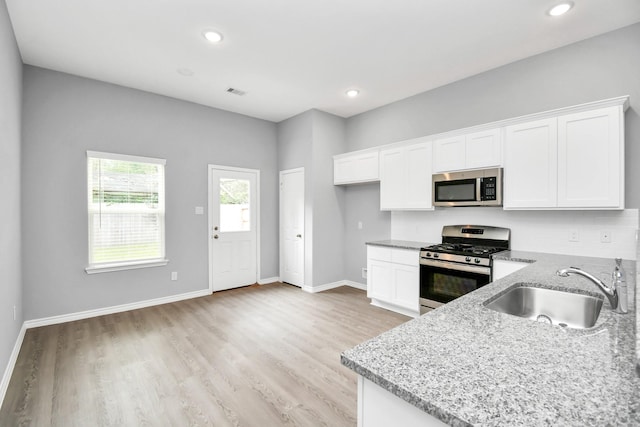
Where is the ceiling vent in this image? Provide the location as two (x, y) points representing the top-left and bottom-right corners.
(226, 87), (246, 96)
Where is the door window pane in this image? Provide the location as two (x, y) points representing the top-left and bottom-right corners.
(220, 178), (250, 231)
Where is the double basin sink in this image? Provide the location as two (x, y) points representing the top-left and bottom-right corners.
(484, 283), (604, 329)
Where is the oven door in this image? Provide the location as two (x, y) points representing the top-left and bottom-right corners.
(419, 258), (491, 309)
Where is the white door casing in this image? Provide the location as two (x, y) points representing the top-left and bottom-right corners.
(279, 168), (304, 287)
(208, 165), (259, 292)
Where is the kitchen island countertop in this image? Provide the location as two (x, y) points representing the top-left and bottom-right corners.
(341, 251), (639, 426)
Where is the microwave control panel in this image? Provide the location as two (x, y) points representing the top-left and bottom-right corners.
(481, 177), (497, 201)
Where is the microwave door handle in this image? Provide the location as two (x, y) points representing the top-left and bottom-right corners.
(476, 178), (482, 201)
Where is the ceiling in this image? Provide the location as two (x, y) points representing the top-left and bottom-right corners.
(6, 0), (640, 123)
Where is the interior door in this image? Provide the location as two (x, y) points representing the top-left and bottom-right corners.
(209, 166), (258, 291)
(279, 168), (304, 287)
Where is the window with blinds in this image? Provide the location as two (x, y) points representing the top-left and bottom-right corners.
(86, 151), (167, 273)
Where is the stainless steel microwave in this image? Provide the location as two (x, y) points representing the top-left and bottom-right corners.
(432, 168), (502, 207)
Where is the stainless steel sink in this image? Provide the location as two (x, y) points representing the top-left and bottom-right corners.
(484, 284), (603, 329)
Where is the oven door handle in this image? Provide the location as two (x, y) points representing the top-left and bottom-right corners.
(420, 258), (491, 275)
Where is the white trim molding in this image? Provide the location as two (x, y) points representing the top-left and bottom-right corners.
(24, 289), (211, 329)
(0, 324), (27, 408)
(258, 277), (280, 285)
(301, 280), (366, 293)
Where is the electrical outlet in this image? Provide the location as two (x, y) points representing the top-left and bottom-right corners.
(361, 267), (367, 279)
(13, 305), (16, 321)
(568, 230), (580, 242)
(171, 272), (178, 281)
(600, 231), (612, 243)
(358, 221), (363, 230)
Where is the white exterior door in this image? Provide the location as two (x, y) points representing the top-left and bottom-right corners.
(209, 166), (258, 292)
(280, 168), (304, 287)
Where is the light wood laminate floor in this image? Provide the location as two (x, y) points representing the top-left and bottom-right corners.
(0, 283), (409, 426)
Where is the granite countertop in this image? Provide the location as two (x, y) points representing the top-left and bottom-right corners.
(366, 240), (432, 251)
(341, 252), (639, 426)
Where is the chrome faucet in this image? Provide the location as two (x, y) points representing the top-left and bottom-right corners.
(556, 267), (619, 309)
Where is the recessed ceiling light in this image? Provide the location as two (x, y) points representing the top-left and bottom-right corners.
(548, 2), (574, 16)
(346, 89), (360, 98)
(203, 30), (224, 43)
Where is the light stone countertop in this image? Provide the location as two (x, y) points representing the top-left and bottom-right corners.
(342, 251), (639, 426)
(365, 240), (431, 251)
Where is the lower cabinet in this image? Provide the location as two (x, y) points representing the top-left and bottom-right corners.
(358, 376), (448, 427)
(367, 245), (420, 317)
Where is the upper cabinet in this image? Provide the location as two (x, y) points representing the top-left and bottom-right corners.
(504, 104), (624, 210)
(379, 138), (433, 210)
(503, 118), (558, 208)
(557, 107), (622, 208)
(334, 149), (379, 185)
(433, 128), (502, 173)
(333, 96), (628, 211)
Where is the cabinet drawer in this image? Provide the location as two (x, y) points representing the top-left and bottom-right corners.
(367, 246), (392, 262)
(390, 248), (419, 265)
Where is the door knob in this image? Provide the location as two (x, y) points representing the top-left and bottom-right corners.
(213, 234), (219, 239)
(296, 234), (302, 238)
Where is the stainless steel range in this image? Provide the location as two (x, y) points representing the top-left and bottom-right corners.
(419, 225), (510, 310)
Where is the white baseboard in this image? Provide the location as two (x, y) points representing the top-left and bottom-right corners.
(0, 323), (27, 409)
(24, 289), (211, 329)
(344, 280), (367, 291)
(301, 280), (366, 293)
(258, 277), (280, 285)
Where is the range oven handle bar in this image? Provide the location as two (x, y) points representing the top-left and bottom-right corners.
(419, 258), (491, 276)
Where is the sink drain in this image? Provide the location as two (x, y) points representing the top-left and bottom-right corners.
(536, 314), (553, 325)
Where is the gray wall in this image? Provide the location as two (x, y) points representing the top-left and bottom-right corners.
(343, 23), (640, 282)
(21, 66), (278, 320)
(277, 110), (347, 288)
(0, 0), (22, 387)
(277, 110), (314, 286)
(310, 110), (346, 286)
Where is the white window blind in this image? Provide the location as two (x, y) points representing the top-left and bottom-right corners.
(86, 151), (167, 273)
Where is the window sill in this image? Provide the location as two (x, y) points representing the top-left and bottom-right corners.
(85, 259), (169, 274)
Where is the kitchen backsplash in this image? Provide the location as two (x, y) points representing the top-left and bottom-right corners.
(391, 208), (638, 260)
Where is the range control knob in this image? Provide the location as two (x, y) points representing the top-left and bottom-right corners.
(474, 258), (481, 264)
(465, 256), (471, 262)
(426, 252), (432, 258)
(433, 253), (439, 258)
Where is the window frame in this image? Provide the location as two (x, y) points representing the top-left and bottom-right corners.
(85, 150), (168, 274)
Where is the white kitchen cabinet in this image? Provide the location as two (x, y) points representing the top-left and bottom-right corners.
(367, 245), (420, 317)
(557, 106), (622, 208)
(379, 138), (432, 210)
(433, 128), (501, 173)
(504, 105), (624, 210)
(358, 376), (448, 427)
(492, 259), (530, 281)
(333, 149), (379, 185)
(503, 118), (558, 208)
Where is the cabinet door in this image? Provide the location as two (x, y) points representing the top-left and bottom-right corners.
(433, 135), (466, 172)
(367, 260), (393, 301)
(379, 147), (406, 210)
(334, 157), (356, 184)
(557, 106), (622, 208)
(465, 128), (502, 169)
(404, 142), (432, 209)
(503, 118), (558, 209)
(334, 151), (379, 185)
(356, 152), (380, 183)
(391, 265), (419, 311)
